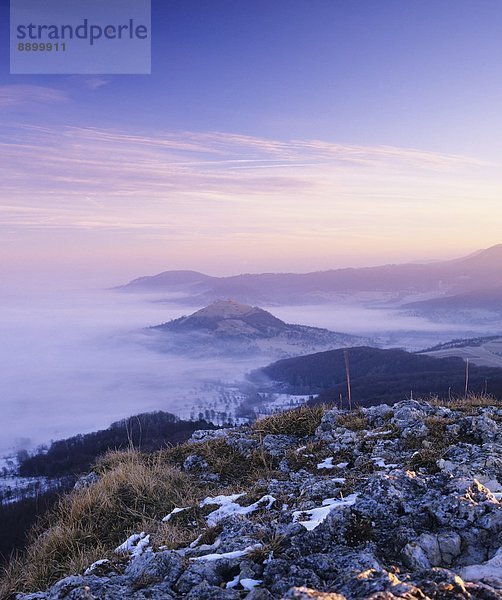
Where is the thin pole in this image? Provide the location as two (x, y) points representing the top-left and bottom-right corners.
(464, 358), (469, 399)
(344, 349), (352, 411)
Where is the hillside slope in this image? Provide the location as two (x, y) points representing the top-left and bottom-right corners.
(255, 346), (502, 404)
(3, 398), (501, 599)
(146, 300), (371, 358)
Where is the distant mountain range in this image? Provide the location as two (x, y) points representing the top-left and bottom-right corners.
(144, 300), (372, 358)
(402, 288), (502, 321)
(118, 244), (502, 306)
(252, 346), (502, 406)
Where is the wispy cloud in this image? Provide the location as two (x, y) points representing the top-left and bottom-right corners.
(43, 126), (485, 170)
(0, 124), (498, 251)
(83, 78), (110, 90)
(0, 85), (69, 109)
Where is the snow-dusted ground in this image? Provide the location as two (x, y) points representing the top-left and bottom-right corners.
(0, 454), (64, 505)
(424, 337), (502, 368)
(0, 474), (51, 505)
(255, 393), (312, 417)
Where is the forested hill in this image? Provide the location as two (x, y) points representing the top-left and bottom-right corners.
(18, 412), (218, 478)
(256, 346), (502, 405)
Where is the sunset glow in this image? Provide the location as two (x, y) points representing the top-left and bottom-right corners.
(1, 1), (502, 283)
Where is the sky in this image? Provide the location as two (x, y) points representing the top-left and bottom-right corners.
(1, 0), (502, 286)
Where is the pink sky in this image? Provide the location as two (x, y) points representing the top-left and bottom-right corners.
(0, 120), (500, 287)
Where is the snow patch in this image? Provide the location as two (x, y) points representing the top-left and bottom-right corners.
(189, 534), (203, 548)
(293, 494), (358, 531)
(190, 544), (261, 562)
(365, 429), (394, 438)
(225, 575), (262, 590)
(162, 506), (190, 522)
(84, 559), (110, 576)
(372, 457), (399, 469)
(241, 578), (262, 590)
(200, 493), (245, 507)
(202, 494), (276, 527)
(114, 532), (150, 558)
(226, 574), (240, 589)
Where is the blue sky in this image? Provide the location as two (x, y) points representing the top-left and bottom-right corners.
(1, 0), (501, 282)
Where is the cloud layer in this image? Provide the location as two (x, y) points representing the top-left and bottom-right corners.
(0, 122), (500, 276)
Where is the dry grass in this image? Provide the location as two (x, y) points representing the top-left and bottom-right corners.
(159, 437), (254, 483)
(284, 440), (329, 472)
(405, 415), (457, 473)
(247, 531), (286, 563)
(336, 409), (369, 431)
(158, 436), (280, 484)
(424, 415), (456, 433)
(338, 470), (370, 496)
(147, 519), (201, 551)
(404, 395), (501, 472)
(429, 393), (502, 413)
(93, 447), (149, 474)
(4, 396), (499, 598)
(252, 404), (328, 437)
(345, 511), (374, 547)
(0, 451), (208, 598)
(0, 435), (283, 598)
(408, 448), (447, 473)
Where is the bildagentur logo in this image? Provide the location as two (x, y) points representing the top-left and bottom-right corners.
(10, 0), (151, 74)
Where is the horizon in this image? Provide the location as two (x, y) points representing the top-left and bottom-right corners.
(122, 242), (502, 281)
(3, 241), (501, 293)
(1, 1), (502, 285)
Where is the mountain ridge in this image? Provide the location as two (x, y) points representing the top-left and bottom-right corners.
(118, 244), (502, 304)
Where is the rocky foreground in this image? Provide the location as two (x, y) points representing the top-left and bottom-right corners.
(16, 399), (502, 599)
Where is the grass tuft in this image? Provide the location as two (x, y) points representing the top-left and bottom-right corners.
(336, 409), (369, 431)
(159, 437), (253, 483)
(429, 393), (502, 413)
(252, 404), (328, 437)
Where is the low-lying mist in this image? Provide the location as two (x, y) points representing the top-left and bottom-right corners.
(0, 289), (247, 457)
(0, 287), (497, 457)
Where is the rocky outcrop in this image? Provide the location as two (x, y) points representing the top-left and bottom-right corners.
(17, 400), (502, 599)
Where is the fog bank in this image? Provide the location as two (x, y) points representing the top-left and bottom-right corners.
(0, 287), (496, 457)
